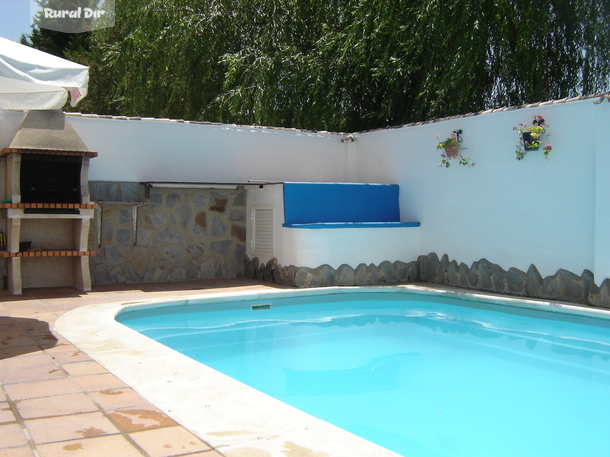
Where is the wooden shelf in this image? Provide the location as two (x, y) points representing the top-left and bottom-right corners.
(1, 250), (96, 258)
(0, 203), (98, 209)
(1, 148), (97, 158)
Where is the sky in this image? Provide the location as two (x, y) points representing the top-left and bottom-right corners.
(0, 0), (37, 42)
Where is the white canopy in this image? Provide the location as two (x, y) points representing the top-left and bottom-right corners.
(0, 37), (89, 110)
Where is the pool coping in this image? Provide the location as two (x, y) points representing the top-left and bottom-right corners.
(54, 284), (610, 457)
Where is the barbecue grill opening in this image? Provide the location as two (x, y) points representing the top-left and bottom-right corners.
(20, 154), (82, 205)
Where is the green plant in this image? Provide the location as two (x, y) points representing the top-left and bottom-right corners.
(435, 130), (475, 167)
(514, 115), (553, 160)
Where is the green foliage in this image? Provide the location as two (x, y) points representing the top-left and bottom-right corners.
(23, 0), (610, 131)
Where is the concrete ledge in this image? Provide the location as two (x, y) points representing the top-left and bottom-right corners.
(277, 224), (420, 270)
(282, 222), (420, 229)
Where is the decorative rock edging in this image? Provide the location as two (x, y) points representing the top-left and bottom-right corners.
(244, 256), (419, 288)
(244, 252), (610, 308)
(416, 252), (609, 307)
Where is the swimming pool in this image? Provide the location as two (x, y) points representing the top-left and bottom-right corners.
(115, 289), (610, 457)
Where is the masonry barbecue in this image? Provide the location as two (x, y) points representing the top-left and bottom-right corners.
(1, 110), (97, 294)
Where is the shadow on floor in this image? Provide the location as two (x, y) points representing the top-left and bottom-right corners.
(0, 316), (58, 359)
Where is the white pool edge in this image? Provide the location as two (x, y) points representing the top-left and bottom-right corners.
(55, 285), (610, 457)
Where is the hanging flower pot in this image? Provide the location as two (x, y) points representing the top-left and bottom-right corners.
(443, 143), (459, 158)
(521, 131), (541, 150)
(435, 129), (475, 167)
(514, 116), (552, 160)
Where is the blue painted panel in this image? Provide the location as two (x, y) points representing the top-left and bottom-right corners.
(283, 182), (401, 224)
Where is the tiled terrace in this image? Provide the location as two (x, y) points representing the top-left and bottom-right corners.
(0, 278), (285, 457)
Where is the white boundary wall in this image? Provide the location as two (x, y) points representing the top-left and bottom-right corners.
(354, 100), (609, 279)
(1, 99), (609, 283)
(67, 116), (350, 183)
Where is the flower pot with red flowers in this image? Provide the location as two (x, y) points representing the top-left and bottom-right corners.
(514, 115), (553, 160)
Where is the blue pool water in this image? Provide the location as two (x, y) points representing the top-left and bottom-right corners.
(117, 292), (610, 457)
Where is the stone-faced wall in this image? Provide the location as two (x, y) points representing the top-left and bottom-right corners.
(245, 256), (419, 288)
(244, 252), (610, 308)
(89, 182), (246, 284)
(414, 253), (610, 307)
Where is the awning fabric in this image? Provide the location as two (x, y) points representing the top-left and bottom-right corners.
(0, 37), (89, 109)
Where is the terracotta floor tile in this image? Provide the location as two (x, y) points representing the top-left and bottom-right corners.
(30, 334), (65, 347)
(36, 434), (144, 457)
(8, 310), (56, 321)
(15, 392), (98, 419)
(0, 353), (56, 371)
(129, 426), (212, 457)
(89, 388), (149, 410)
(45, 296), (83, 304)
(89, 284), (130, 292)
(43, 343), (79, 354)
(0, 322), (19, 333)
(41, 308), (70, 316)
(108, 405), (177, 433)
(0, 345), (45, 360)
(46, 347), (92, 364)
(0, 364), (67, 385)
(16, 319), (55, 332)
(0, 423), (29, 448)
(57, 296), (110, 306)
(32, 297), (74, 305)
(25, 330), (64, 344)
(0, 446), (36, 457)
(0, 328), (29, 339)
(28, 314), (57, 330)
(2, 302), (45, 311)
(62, 360), (108, 377)
(36, 298), (79, 308)
(0, 402), (16, 424)
(29, 324), (63, 334)
(20, 289), (62, 298)
(23, 325), (60, 336)
(0, 280), (268, 457)
(24, 411), (120, 444)
(73, 373), (128, 392)
(0, 335), (37, 349)
(185, 452), (225, 457)
(4, 378), (81, 400)
(40, 287), (83, 297)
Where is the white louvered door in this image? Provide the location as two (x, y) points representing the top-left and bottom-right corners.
(251, 206), (274, 257)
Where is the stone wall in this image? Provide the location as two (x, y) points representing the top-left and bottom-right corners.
(89, 182), (246, 284)
(244, 252), (610, 308)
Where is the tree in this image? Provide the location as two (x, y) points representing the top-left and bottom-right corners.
(26, 0), (610, 131)
(86, 0), (236, 120)
(207, 0), (610, 130)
